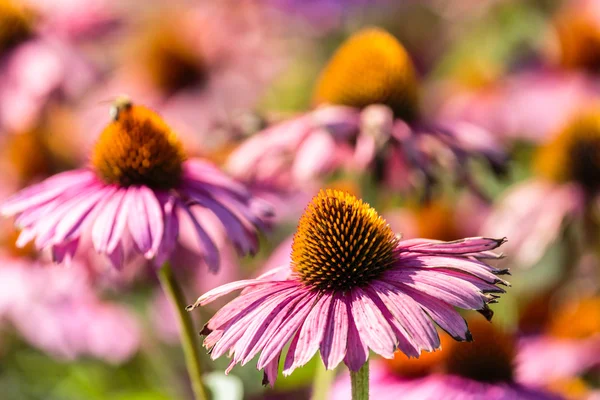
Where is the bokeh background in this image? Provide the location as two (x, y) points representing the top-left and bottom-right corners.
(0, 0), (599, 399)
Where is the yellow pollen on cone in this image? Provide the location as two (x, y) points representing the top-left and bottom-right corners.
(291, 189), (398, 291)
(92, 99), (186, 189)
(313, 28), (420, 121)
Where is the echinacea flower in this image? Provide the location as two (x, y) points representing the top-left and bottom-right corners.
(517, 296), (600, 393)
(331, 318), (563, 400)
(0, 250), (140, 363)
(0, 0), (103, 134)
(70, 2), (286, 159)
(439, 0), (600, 145)
(482, 108), (600, 267)
(227, 28), (506, 199)
(0, 98), (272, 269)
(188, 189), (509, 385)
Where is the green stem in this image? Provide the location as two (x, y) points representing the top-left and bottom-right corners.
(158, 262), (209, 400)
(311, 361), (335, 400)
(350, 361), (369, 400)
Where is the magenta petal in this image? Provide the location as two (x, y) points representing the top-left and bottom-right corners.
(51, 239), (79, 263)
(180, 204), (219, 272)
(344, 299), (369, 372)
(155, 195), (179, 266)
(385, 268), (486, 310)
(211, 288), (299, 359)
(256, 291), (317, 370)
(399, 285), (470, 341)
(127, 187), (164, 260)
(262, 353), (281, 387)
(91, 189), (126, 254)
(349, 287), (396, 359)
(1, 169), (95, 216)
(284, 293), (333, 375)
(320, 293), (349, 370)
(398, 237), (506, 255)
(236, 291), (309, 366)
(369, 281), (439, 352)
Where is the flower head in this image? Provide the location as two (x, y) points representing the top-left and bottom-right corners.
(314, 27), (419, 121)
(553, 0), (600, 73)
(188, 189), (508, 385)
(0, 98), (272, 269)
(227, 28), (505, 198)
(536, 108), (600, 194)
(331, 318), (563, 400)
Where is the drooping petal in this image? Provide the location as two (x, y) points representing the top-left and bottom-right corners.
(369, 281), (439, 353)
(344, 298), (369, 371)
(349, 287), (396, 358)
(180, 204), (219, 272)
(284, 293), (333, 374)
(320, 293), (349, 370)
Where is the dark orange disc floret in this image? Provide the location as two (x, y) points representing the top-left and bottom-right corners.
(548, 297), (600, 340)
(313, 28), (420, 121)
(92, 98), (186, 189)
(291, 189), (399, 292)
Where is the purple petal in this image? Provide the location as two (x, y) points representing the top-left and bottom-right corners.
(284, 293), (332, 374)
(349, 287), (396, 359)
(91, 189), (127, 254)
(256, 291), (317, 369)
(399, 285), (470, 341)
(369, 281), (439, 352)
(344, 299), (369, 372)
(398, 237), (506, 255)
(385, 268), (486, 310)
(320, 293), (348, 370)
(154, 195), (179, 266)
(127, 186), (164, 260)
(1, 169), (95, 216)
(180, 204), (219, 272)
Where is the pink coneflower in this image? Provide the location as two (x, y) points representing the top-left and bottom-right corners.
(439, 0), (600, 145)
(0, 0), (106, 134)
(0, 252), (140, 363)
(330, 318), (563, 400)
(0, 97), (271, 269)
(1, 97), (271, 400)
(482, 107), (600, 268)
(188, 189), (509, 389)
(517, 296), (600, 398)
(227, 28), (506, 198)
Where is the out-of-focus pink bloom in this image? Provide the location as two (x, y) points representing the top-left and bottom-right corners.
(439, 72), (600, 144)
(0, 254), (140, 363)
(0, 36), (97, 133)
(0, 101), (272, 270)
(517, 336), (600, 387)
(188, 190), (508, 385)
(70, 1), (286, 157)
(331, 364), (563, 400)
(331, 319), (562, 400)
(23, 0), (119, 39)
(482, 180), (584, 267)
(0, 0), (118, 134)
(517, 296), (600, 391)
(228, 28), (506, 199)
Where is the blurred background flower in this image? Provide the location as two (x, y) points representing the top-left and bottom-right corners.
(0, 0), (599, 399)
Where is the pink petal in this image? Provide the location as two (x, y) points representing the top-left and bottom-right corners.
(369, 281), (439, 352)
(256, 291), (317, 369)
(180, 204), (219, 272)
(320, 293), (349, 370)
(284, 293), (332, 374)
(344, 299), (369, 372)
(348, 287), (396, 359)
(91, 189), (127, 254)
